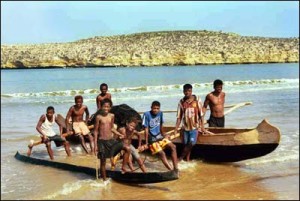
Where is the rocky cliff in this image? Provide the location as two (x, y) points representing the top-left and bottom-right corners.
(1, 30), (299, 69)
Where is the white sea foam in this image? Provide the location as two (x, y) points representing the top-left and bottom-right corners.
(2, 78), (298, 99)
(244, 154), (299, 166)
(44, 179), (109, 199)
(178, 160), (198, 170)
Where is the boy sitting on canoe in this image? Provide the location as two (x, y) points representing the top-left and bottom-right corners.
(93, 98), (131, 181)
(116, 117), (147, 173)
(28, 106), (71, 160)
(141, 101), (178, 171)
(65, 95), (94, 154)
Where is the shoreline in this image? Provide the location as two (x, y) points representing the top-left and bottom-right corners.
(1, 61), (299, 70)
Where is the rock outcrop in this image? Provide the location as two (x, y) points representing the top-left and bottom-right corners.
(1, 30), (299, 69)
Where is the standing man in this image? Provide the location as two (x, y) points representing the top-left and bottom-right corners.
(174, 84), (206, 162)
(203, 79), (226, 127)
(96, 83), (112, 110)
(66, 95), (94, 154)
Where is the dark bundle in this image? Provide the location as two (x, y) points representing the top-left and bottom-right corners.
(110, 104), (143, 131)
(89, 104), (143, 131)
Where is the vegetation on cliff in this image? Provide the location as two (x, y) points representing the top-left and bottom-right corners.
(1, 30), (299, 69)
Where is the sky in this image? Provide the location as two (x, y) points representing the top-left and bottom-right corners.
(1, 1), (299, 44)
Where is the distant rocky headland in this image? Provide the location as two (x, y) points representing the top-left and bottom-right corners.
(1, 30), (299, 69)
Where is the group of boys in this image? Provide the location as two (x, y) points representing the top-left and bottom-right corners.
(29, 79), (225, 181)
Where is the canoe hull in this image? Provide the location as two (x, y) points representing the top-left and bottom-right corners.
(14, 152), (178, 184)
(172, 143), (279, 162)
(132, 141), (279, 162)
(133, 119), (281, 162)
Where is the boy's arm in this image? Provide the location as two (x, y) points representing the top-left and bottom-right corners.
(144, 127), (149, 145)
(111, 128), (124, 138)
(93, 115), (100, 154)
(137, 131), (142, 147)
(132, 130), (143, 147)
(199, 114), (206, 133)
(110, 115), (124, 138)
(55, 116), (63, 136)
(117, 127), (126, 139)
(174, 103), (182, 133)
(65, 107), (73, 132)
(36, 115), (47, 142)
(96, 96), (100, 111)
(85, 106), (90, 124)
(202, 94), (210, 118)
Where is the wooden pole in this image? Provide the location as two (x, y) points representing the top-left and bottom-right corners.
(224, 102), (252, 116)
(137, 102), (252, 114)
(27, 125), (94, 153)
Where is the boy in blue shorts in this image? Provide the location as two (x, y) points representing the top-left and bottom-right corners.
(174, 84), (207, 162)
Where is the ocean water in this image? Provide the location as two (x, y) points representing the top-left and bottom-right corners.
(1, 63), (299, 200)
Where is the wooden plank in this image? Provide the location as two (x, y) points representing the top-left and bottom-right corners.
(138, 102), (252, 114)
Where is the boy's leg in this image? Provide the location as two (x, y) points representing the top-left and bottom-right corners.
(158, 150), (172, 170)
(185, 129), (198, 161)
(77, 134), (89, 153)
(45, 141), (54, 160)
(186, 149), (191, 161)
(178, 131), (189, 161)
(131, 145), (146, 172)
(87, 133), (94, 154)
(100, 158), (107, 181)
(98, 139), (107, 181)
(166, 143), (178, 170)
(127, 154), (134, 171)
(81, 123), (93, 154)
(27, 139), (43, 156)
(63, 141), (71, 157)
(121, 145), (131, 173)
(137, 158), (146, 173)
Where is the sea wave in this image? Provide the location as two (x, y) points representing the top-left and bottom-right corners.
(1, 78), (298, 98)
(244, 153), (299, 166)
(44, 179), (109, 199)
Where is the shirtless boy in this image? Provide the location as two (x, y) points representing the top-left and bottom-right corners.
(65, 95), (94, 154)
(117, 118), (147, 173)
(203, 79), (226, 127)
(32, 106), (71, 160)
(93, 98), (131, 181)
(96, 83), (112, 110)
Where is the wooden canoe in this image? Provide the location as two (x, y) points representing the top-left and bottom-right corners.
(14, 151), (178, 183)
(132, 119), (281, 162)
(56, 114), (280, 162)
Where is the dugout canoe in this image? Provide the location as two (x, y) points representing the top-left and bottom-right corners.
(132, 119), (281, 162)
(14, 151), (178, 183)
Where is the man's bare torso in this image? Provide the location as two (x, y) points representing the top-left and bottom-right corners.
(97, 113), (114, 140)
(71, 105), (87, 122)
(207, 92), (225, 118)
